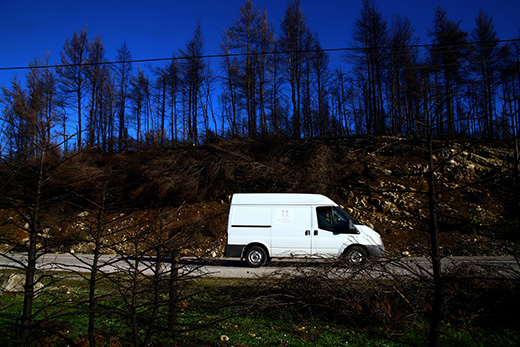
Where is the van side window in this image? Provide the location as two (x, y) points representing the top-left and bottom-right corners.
(317, 206), (334, 231)
(316, 206), (355, 233)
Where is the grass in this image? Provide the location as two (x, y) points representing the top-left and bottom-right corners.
(0, 272), (519, 346)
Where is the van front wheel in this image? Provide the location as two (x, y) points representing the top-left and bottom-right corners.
(245, 246), (267, 267)
(342, 246), (368, 264)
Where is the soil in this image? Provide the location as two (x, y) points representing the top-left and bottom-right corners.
(1, 136), (518, 257)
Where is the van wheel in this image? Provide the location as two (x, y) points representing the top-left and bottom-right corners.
(245, 246), (267, 267)
(342, 246), (368, 264)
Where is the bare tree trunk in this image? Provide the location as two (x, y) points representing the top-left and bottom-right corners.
(142, 247), (164, 346)
(18, 150), (46, 345)
(160, 77), (166, 146)
(87, 204), (108, 347)
(168, 248), (180, 332)
(19, 227), (37, 345)
(88, 241), (100, 347)
(427, 133), (443, 347)
(514, 45), (520, 229)
(514, 135), (520, 234)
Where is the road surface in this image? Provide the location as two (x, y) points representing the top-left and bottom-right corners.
(0, 252), (518, 279)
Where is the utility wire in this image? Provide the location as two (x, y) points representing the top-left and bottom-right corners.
(0, 38), (519, 72)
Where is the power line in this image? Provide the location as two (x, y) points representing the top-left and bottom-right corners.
(0, 38), (519, 72)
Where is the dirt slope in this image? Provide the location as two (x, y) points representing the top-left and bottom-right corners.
(1, 137), (518, 256)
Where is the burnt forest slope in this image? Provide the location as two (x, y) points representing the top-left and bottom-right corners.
(1, 136), (518, 257)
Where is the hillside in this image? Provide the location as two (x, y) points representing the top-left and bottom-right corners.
(1, 136), (518, 257)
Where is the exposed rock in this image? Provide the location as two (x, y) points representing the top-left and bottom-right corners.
(0, 137), (516, 258)
(1, 273), (44, 294)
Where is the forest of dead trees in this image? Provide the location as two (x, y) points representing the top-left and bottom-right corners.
(1, 1), (520, 345)
(1, 0), (520, 157)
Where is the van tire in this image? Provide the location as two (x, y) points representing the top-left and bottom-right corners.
(342, 246), (368, 264)
(245, 246), (267, 267)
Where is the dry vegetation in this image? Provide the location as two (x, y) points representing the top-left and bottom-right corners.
(0, 136), (518, 257)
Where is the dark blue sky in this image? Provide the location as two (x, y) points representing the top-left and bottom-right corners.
(1, 0), (519, 86)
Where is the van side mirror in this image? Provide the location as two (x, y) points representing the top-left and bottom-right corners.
(345, 219), (359, 234)
(334, 219), (356, 234)
(348, 220), (359, 234)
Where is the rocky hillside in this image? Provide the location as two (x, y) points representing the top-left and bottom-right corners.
(1, 136), (518, 257)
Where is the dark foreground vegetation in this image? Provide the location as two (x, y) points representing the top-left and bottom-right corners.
(1, 262), (519, 346)
(0, 135), (519, 346)
(1, 136), (518, 257)
(1, 0), (520, 344)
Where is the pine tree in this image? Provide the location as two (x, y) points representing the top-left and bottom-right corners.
(115, 42), (132, 150)
(279, 0), (310, 138)
(470, 10), (501, 138)
(179, 22), (205, 144)
(428, 8), (468, 137)
(351, 0), (388, 135)
(57, 29), (89, 150)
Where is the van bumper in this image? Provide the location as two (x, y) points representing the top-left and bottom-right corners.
(225, 244), (245, 257)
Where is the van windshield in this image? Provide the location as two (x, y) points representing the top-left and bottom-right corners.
(334, 206), (357, 225)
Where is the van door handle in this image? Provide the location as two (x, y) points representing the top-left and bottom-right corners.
(314, 230), (318, 235)
(305, 230), (310, 236)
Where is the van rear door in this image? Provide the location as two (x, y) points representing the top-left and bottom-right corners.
(227, 204), (272, 251)
(270, 205), (312, 256)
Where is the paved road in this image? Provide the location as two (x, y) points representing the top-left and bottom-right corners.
(1, 252), (518, 279)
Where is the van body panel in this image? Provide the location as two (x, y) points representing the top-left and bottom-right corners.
(271, 205), (312, 256)
(311, 229), (360, 257)
(351, 225), (385, 257)
(225, 193), (384, 264)
(231, 193), (335, 206)
(230, 204), (271, 227)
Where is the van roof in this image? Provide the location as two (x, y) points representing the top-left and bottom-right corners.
(231, 193), (337, 205)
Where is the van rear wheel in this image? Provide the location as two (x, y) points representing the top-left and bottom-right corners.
(342, 246), (368, 264)
(245, 246), (267, 267)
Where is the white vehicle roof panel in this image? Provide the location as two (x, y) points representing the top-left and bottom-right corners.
(231, 193), (336, 206)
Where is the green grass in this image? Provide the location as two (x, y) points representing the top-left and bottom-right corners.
(1, 272), (519, 346)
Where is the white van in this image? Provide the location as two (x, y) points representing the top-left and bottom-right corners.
(224, 193), (384, 267)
